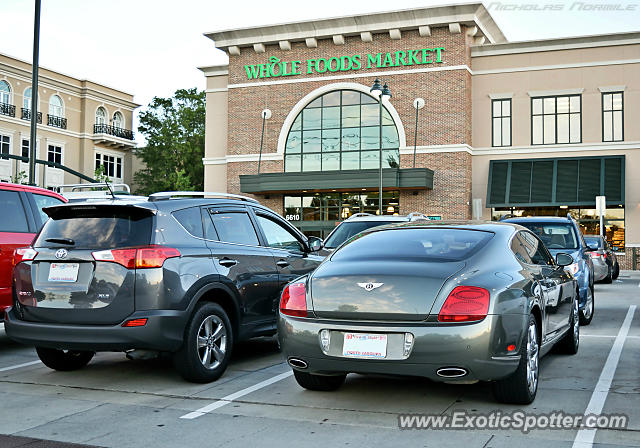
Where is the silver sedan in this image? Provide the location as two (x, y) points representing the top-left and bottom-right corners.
(278, 222), (580, 404)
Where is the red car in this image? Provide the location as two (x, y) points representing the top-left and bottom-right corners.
(0, 183), (66, 317)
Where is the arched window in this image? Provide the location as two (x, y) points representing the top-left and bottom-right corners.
(23, 87), (32, 110)
(284, 90), (399, 172)
(49, 95), (63, 117)
(0, 81), (11, 105)
(96, 106), (107, 125)
(112, 111), (124, 129)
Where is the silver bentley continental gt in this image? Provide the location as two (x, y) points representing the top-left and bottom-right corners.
(277, 222), (580, 404)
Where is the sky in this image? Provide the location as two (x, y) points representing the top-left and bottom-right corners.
(2, 0), (639, 145)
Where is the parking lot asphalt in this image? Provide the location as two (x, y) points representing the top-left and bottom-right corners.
(0, 272), (638, 448)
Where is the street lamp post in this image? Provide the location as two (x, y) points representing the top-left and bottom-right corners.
(257, 109), (271, 174)
(370, 79), (391, 215)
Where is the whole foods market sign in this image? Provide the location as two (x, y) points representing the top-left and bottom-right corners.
(244, 47), (445, 80)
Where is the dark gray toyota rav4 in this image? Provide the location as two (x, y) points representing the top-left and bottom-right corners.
(6, 192), (324, 382)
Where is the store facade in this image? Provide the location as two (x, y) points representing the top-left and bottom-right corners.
(200, 3), (639, 268)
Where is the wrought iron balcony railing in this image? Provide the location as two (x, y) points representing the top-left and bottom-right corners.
(47, 114), (67, 129)
(93, 123), (134, 140)
(21, 108), (42, 123)
(0, 103), (16, 118)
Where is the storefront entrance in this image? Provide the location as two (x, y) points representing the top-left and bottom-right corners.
(284, 190), (400, 237)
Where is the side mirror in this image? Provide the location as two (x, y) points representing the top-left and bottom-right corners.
(556, 252), (574, 267)
(307, 236), (323, 252)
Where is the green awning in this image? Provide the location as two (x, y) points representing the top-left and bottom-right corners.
(240, 168), (433, 194)
(487, 155), (624, 207)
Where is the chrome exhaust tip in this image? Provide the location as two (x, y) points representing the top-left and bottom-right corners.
(436, 367), (468, 378)
(288, 358), (308, 369)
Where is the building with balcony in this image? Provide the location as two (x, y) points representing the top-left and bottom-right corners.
(200, 3), (639, 268)
(0, 52), (140, 188)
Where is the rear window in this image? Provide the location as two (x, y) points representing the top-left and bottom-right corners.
(35, 209), (152, 249)
(514, 222), (578, 250)
(331, 228), (493, 262)
(584, 236), (602, 249)
(324, 221), (399, 249)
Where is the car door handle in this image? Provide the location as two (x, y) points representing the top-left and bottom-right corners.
(276, 260), (290, 268)
(219, 258), (238, 267)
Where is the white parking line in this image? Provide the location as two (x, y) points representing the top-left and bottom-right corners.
(0, 360), (42, 372)
(180, 370), (293, 420)
(572, 305), (636, 448)
(582, 334), (640, 339)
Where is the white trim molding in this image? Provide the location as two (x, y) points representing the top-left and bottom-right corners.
(473, 140), (640, 156)
(198, 65), (229, 77)
(473, 59), (640, 76)
(399, 144), (473, 155)
(599, 85), (626, 93)
(205, 87), (228, 93)
(202, 141), (640, 166)
(488, 92), (513, 99)
(275, 82), (407, 156)
(527, 88), (584, 97)
(203, 152), (283, 165)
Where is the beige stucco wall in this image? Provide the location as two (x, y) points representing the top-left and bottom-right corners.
(0, 52), (139, 188)
(472, 43), (640, 148)
(470, 41), (639, 248)
(203, 73), (228, 192)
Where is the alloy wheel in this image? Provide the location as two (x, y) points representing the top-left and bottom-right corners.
(583, 287), (594, 319)
(573, 299), (580, 349)
(196, 315), (227, 370)
(526, 322), (539, 396)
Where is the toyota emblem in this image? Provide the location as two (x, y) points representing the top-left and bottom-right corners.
(55, 249), (68, 259)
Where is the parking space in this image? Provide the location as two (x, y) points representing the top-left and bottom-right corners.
(0, 274), (638, 448)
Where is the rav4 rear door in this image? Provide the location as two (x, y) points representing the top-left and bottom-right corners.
(14, 204), (154, 325)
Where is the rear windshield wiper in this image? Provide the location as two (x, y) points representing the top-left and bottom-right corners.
(45, 238), (75, 246)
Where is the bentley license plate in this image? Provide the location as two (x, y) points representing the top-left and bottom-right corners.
(342, 333), (387, 358)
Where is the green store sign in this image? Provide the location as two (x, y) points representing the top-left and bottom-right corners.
(244, 47), (445, 80)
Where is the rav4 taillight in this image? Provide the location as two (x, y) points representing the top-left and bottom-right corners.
(92, 245), (180, 269)
(13, 247), (38, 265)
(438, 286), (490, 323)
(280, 282), (307, 317)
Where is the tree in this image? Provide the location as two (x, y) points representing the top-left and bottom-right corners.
(134, 88), (205, 195)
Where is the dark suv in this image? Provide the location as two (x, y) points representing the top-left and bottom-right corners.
(5, 192), (324, 382)
(503, 215), (595, 325)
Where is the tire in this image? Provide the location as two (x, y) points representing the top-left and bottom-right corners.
(36, 347), (94, 371)
(492, 314), (539, 404)
(602, 266), (613, 284)
(173, 302), (233, 383)
(612, 263), (619, 280)
(556, 297), (579, 355)
(579, 284), (595, 326)
(293, 370), (346, 391)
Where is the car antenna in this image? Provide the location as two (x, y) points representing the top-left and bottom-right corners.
(104, 181), (116, 199)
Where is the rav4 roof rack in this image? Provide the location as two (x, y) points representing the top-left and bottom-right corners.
(148, 191), (259, 203)
(55, 183), (131, 193)
(346, 213), (374, 219)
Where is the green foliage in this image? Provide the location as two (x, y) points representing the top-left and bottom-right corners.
(94, 165), (111, 183)
(11, 171), (28, 185)
(134, 88), (205, 195)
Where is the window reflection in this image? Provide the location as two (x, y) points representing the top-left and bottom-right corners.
(284, 90), (400, 172)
